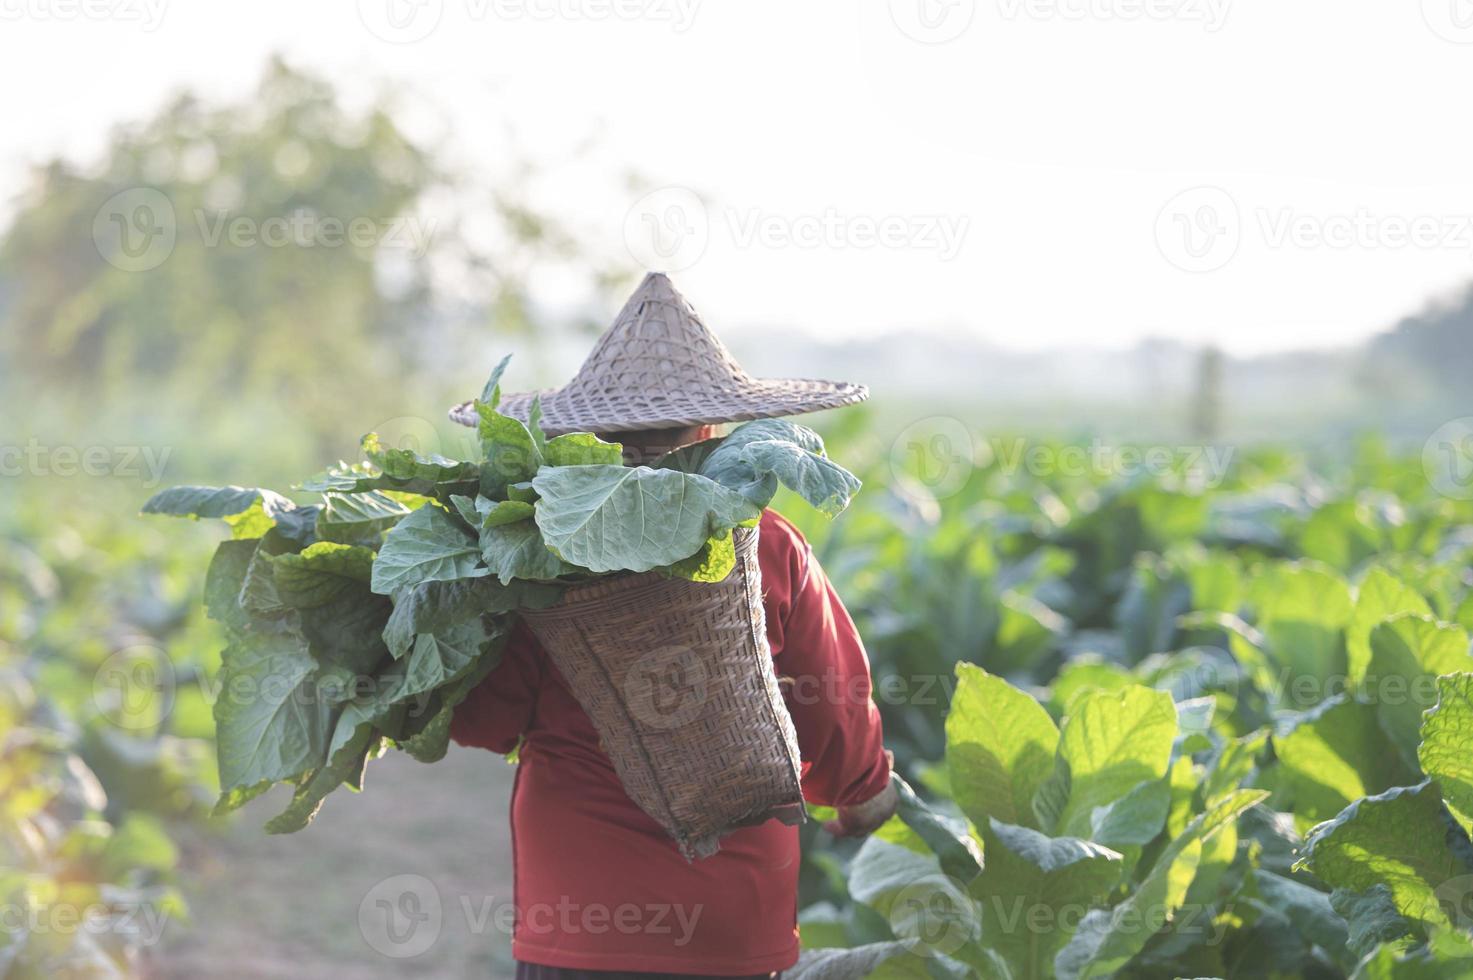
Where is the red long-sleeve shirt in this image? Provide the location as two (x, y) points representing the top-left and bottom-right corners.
(449, 509), (891, 975)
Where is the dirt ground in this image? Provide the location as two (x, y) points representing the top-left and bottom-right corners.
(148, 745), (519, 979)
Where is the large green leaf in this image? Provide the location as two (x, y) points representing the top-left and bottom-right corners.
(142, 484), (293, 522)
(270, 542), (376, 609)
(295, 586), (394, 677)
(393, 617), (498, 704)
(1253, 561), (1353, 688)
(1368, 615), (1473, 768)
(972, 819), (1124, 979)
(212, 632), (335, 804)
(1252, 869), (1348, 953)
(1054, 788), (1268, 980)
(1418, 673), (1473, 838)
(1332, 885), (1415, 959)
(1299, 781), (1473, 930)
(660, 531), (737, 583)
(787, 942), (920, 979)
(543, 432), (624, 467)
(480, 519), (577, 584)
(382, 576), (560, 659)
(204, 539), (259, 631)
(238, 528), (299, 614)
(533, 464), (761, 573)
(1348, 567), (1433, 685)
(698, 419), (859, 516)
(398, 635), (505, 764)
(1347, 925), (1473, 979)
(1037, 685), (1177, 841)
(946, 664), (1059, 829)
(370, 504), (487, 595)
(362, 432), (479, 485)
(1275, 697), (1413, 829)
(263, 710), (378, 834)
(476, 402), (542, 492)
(316, 491), (412, 544)
(892, 775), (983, 883)
(848, 836), (982, 961)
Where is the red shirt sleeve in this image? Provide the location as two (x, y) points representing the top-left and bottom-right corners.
(762, 512), (891, 808)
(449, 622), (543, 754)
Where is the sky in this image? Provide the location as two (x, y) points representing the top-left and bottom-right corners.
(2, 0), (1473, 354)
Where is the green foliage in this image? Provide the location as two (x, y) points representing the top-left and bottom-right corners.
(797, 436), (1473, 976)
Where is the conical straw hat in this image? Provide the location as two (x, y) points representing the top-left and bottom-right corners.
(449, 273), (868, 435)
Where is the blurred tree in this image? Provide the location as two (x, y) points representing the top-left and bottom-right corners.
(1189, 344), (1223, 441)
(1, 59), (435, 419)
(1361, 284), (1473, 400)
(0, 56), (624, 452)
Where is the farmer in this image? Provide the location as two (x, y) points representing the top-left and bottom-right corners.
(448, 273), (895, 979)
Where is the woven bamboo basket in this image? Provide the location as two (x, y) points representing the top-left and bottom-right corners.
(519, 525), (805, 860)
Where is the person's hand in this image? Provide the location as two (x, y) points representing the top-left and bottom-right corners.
(822, 753), (898, 838)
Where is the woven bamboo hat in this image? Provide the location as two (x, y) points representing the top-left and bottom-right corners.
(449, 272), (868, 435)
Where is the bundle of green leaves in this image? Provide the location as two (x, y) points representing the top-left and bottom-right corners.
(142, 356), (861, 832)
